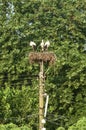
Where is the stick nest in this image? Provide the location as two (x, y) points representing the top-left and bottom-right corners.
(29, 52), (56, 65)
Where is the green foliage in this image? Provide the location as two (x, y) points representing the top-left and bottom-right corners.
(0, 87), (38, 129)
(0, 123), (31, 130)
(68, 117), (86, 130)
(57, 127), (65, 130)
(0, 0), (86, 129)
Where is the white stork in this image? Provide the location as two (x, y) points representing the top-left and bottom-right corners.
(44, 40), (50, 50)
(30, 41), (36, 51)
(40, 39), (45, 51)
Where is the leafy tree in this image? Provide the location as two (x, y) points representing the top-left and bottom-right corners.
(0, 86), (38, 129)
(0, 0), (86, 129)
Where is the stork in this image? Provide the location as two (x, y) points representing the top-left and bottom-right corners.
(44, 40), (50, 51)
(40, 39), (45, 51)
(30, 41), (36, 51)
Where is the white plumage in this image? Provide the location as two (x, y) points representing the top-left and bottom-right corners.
(30, 41), (36, 51)
(40, 40), (45, 51)
(30, 40), (50, 51)
(30, 41), (36, 47)
(44, 40), (50, 50)
(45, 40), (50, 47)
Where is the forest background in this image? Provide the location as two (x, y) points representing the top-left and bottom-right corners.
(0, 0), (86, 130)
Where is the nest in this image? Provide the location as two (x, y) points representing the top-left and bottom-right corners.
(29, 52), (56, 65)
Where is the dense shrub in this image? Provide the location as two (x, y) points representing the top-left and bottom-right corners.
(0, 123), (31, 130)
(57, 127), (65, 130)
(68, 117), (86, 130)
